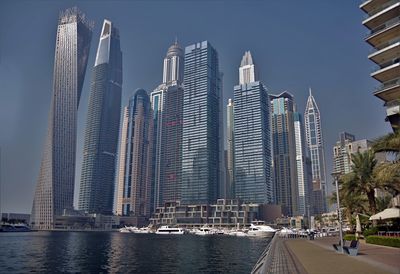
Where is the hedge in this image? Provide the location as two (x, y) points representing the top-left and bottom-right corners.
(366, 236), (400, 248)
(363, 227), (378, 237)
(344, 234), (356, 241)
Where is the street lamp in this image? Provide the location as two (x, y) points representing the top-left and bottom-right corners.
(332, 171), (344, 253)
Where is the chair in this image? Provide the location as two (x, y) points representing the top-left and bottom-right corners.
(343, 240), (359, 256)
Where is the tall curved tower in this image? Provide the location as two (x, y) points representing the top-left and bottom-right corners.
(31, 7), (93, 230)
(78, 20), (122, 214)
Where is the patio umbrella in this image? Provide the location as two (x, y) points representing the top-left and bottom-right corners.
(369, 207), (400, 221)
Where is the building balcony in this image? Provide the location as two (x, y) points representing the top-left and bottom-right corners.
(362, 1), (400, 30)
(385, 99), (400, 131)
(368, 41), (400, 64)
(371, 60), (400, 82)
(374, 78), (400, 102)
(365, 16), (400, 47)
(361, 0), (398, 15)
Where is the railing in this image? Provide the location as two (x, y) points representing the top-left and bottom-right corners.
(375, 78), (400, 92)
(365, 16), (400, 39)
(251, 234), (277, 274)
(372, 59), (400, 72)
(364, 0), (399, 18)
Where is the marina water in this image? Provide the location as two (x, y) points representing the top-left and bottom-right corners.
(0, 232), (270, 273)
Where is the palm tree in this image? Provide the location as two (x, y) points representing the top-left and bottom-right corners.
(373, 130), (400, 198)
(350, 150), (379, 214)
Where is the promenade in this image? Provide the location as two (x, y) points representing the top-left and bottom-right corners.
(253, 236), (400, 274)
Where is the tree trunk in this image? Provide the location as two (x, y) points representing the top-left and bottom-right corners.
(367, 190), (377, 215)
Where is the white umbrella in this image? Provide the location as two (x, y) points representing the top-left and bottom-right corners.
(369, 207), (400, 221)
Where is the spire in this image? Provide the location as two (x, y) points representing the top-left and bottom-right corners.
(239, 51), (257, 85)
(309, 87), (312, 96)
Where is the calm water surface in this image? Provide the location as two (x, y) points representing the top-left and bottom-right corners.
(0, 231), (269, 273)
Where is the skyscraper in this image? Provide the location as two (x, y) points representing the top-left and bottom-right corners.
(270, 92), (299, 216)
(233, 51), (272, 204)
(116, 89), (153, 220)
(181, 41), (222, 205)
(31, 7), (93, 230)
(293, 112), (312, 216)
(304, 89), (327, 214)
(151, 41), (184, 210)
(226, 98), (234, 199)
(78, 20), (122, 214)
(360, 0), (400, 131)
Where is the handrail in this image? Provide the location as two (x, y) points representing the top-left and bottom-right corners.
(251, 234), (277, 274)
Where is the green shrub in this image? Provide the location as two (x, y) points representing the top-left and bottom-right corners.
(366, 236), (400, 248)
(344, 234), (356, 241)
(363, 227), (379, 237)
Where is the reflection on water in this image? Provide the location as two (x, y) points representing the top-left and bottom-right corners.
(0, 232), (269, 273)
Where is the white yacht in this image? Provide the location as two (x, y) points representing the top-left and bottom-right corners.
(134, 227), (153, 234)
(155, 226), (186, 235)
(119, 226), (133, 233)
(247, 221), (276, 237)
(194, 226), (213, 236)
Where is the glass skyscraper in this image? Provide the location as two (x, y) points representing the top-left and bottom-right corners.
(151, 41), (184, 210)
(233, 51), (272, 204)
(226, 98), (234, 199)
(270, 92), (299, 216)
(116, 90), (153, 219)
(78, 20), (122, 215)
(304, 89), (327, 213)
(31, 7), (93, 230)
(294, 112), (312, 216)
(181, 41), (223, 205)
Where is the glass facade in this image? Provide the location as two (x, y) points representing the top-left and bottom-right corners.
(304, 90), (327, 213)
(117, 90), (153, 217)
(79, 20), (122, 214)
(270, 92), (299, 217)
(234, 82), (272, 204)
(31, 7), (93, 230)
(181, 41), (222, 205)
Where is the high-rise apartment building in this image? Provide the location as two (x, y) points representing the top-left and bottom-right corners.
(304, 89), (327, 214)
(78, 20), (122, 214)
(226, 98), (234, 199)
(293, 112), (312, 216)
(181, 41), (223, 205)
(151, 41), (184, 210)
(233, 51), (272, 204)
(270, 92), (299, 216)
(360, 0), (400, 131)
(333, 132), (372, 175)
(31, 7), (93, 230)
(116, 90), (153, 219)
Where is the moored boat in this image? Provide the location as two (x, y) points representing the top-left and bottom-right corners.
(155, 225), (186, 235)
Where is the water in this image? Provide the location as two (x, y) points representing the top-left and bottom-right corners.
(0, 231), (269, 273)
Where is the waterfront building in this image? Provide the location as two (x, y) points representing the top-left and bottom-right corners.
(233, 51), (272, 204)
(149, 199), (260, 227)
(333, 132), (372, 175)
(151, 41), (184, 211)
(293, 112), (312, 216)
(31, 7), (93, 230)
(360, 0), (400, 131)
(78, 20), (122, 215)
(226, 99), (234, 198)
(116, 89), (153, 221)
(304, 89), (327, 214)
(270, 92), (299, 216)
(181, 41), (223, 205)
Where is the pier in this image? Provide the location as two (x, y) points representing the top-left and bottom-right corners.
(252, 235), (399, 274)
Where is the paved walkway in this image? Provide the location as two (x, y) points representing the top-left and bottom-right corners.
(285, 237), (399, 274)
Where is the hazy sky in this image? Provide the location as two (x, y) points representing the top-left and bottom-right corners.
(0, 0), (391, 213)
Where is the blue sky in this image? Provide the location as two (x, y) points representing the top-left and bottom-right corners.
(0, 0), (391, 213)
